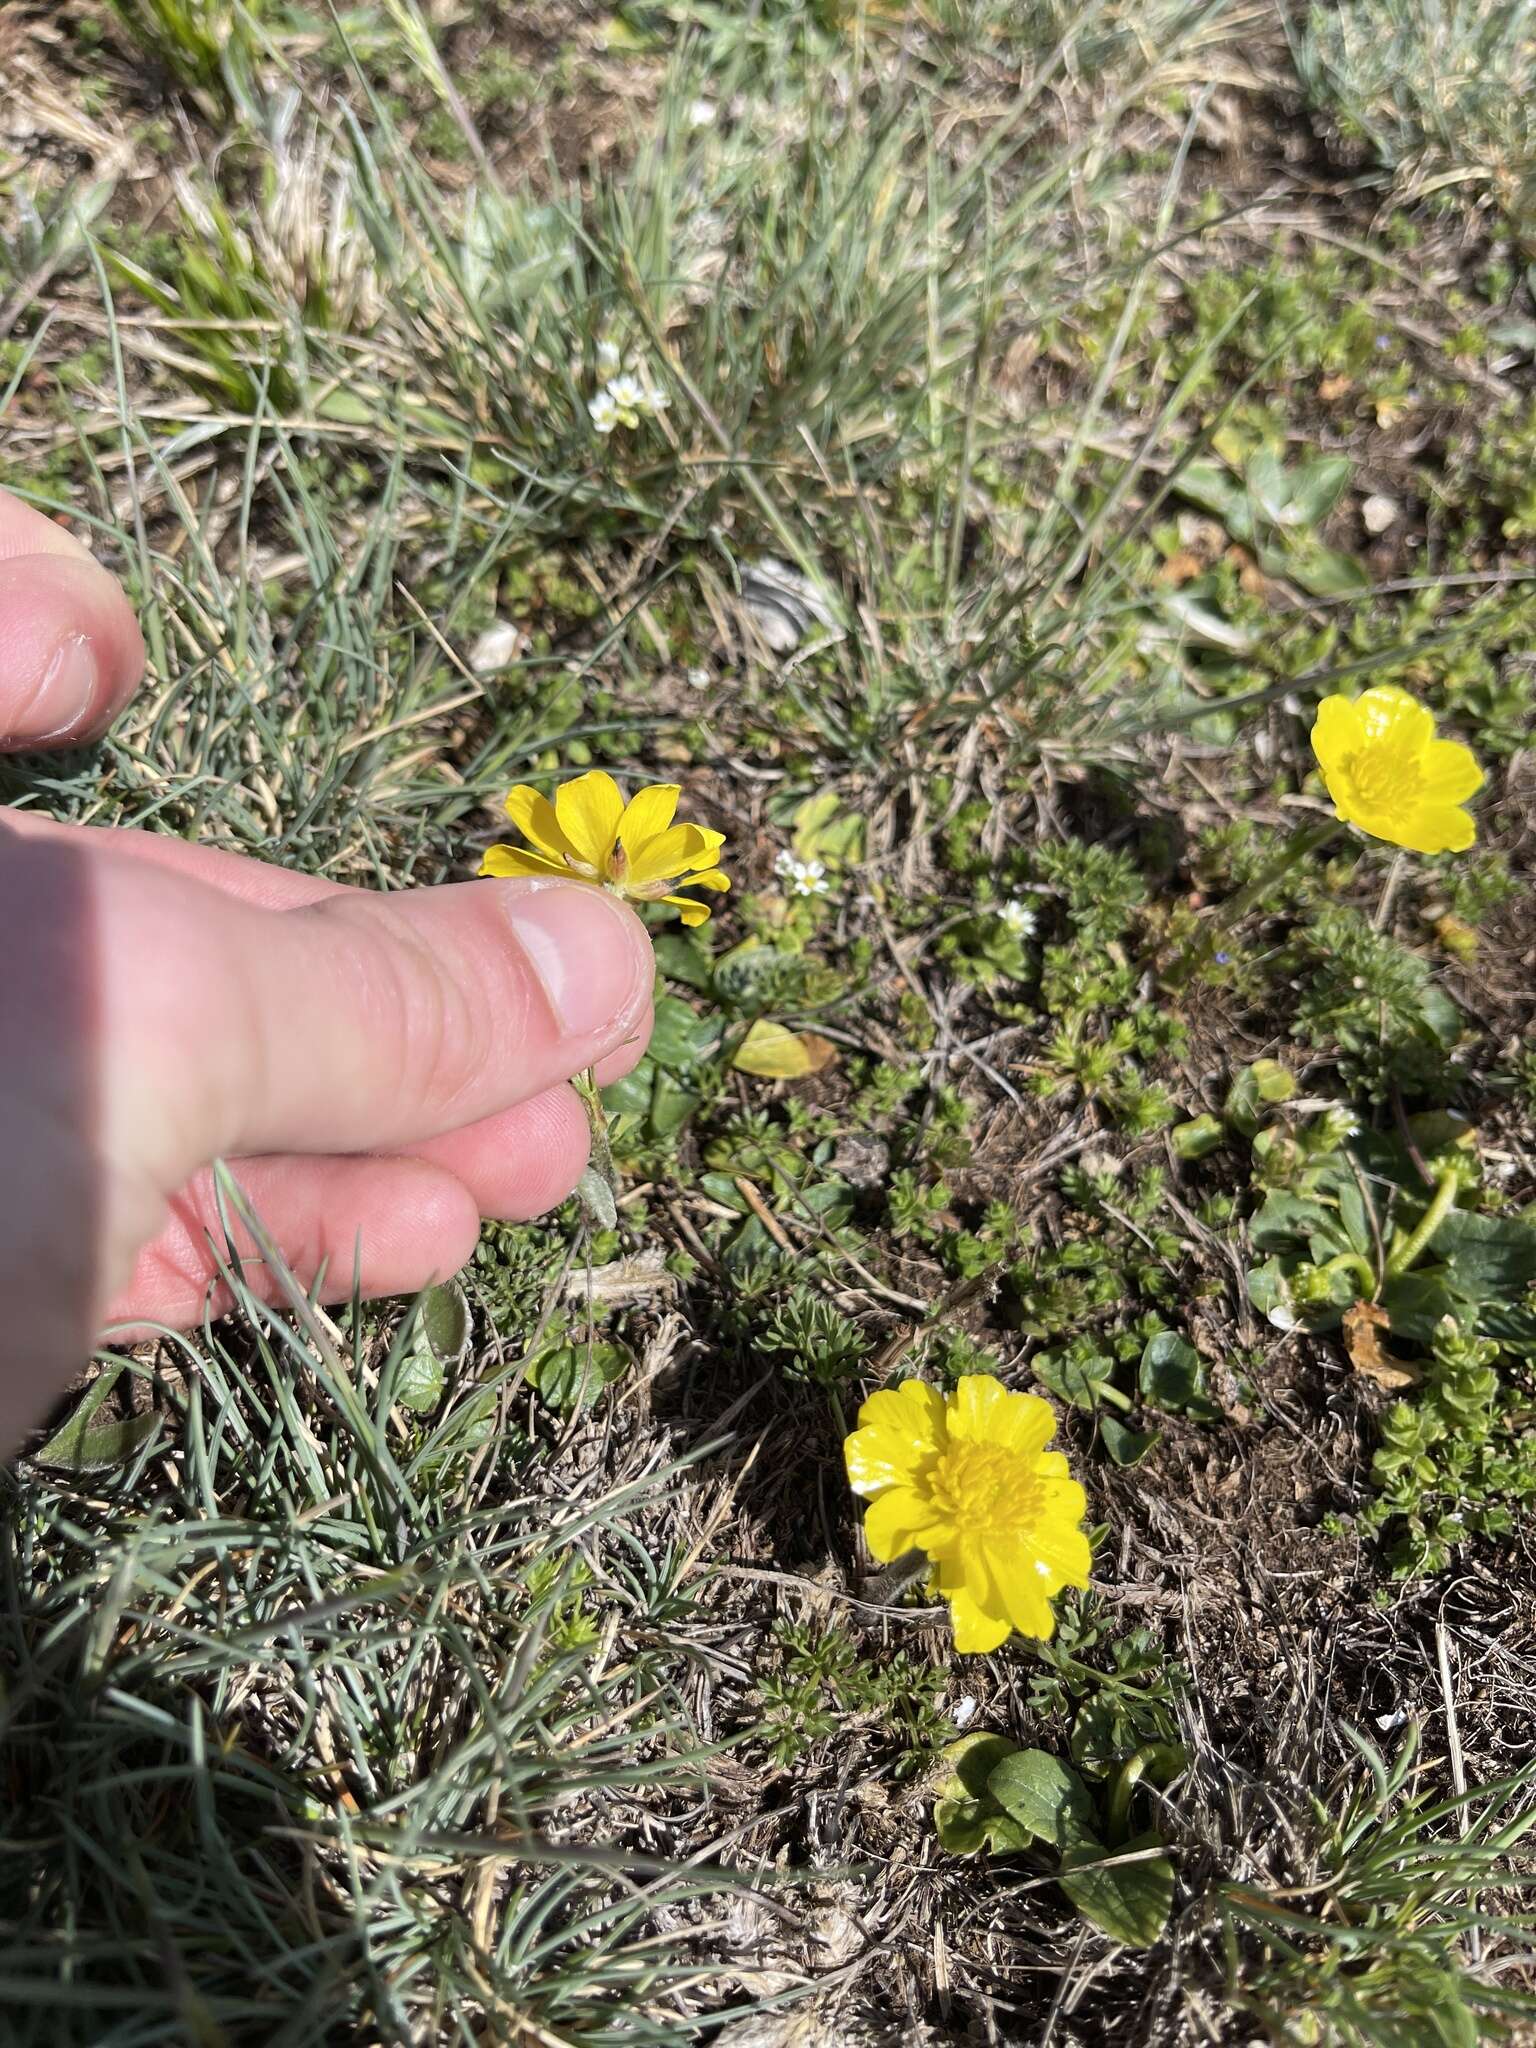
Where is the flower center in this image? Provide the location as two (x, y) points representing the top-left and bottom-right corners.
(929, 1441), (1042, 1538)
(1342, 746), (1415, 814)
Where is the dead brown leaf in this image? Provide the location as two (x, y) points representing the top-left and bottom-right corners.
(1343, 1300), (1421, 1389)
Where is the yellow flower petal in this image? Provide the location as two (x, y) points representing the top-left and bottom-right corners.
(1391, 802), (1478, 856)
(1032, 1495), (1093, 1583)
(1355, 684), (1435, 754)
(678, 826), (727, 870)
(845, 1382), (946, 1496)
(862, 1486), (930, 1562)
(946, 1376), (1056, 1456)
(1419, 738), (1484, 805)
(622, 823), (719, 888)
(480, 844), (578, 881)
(616, 783), (680, 861)
(946, 1580), (1012, 1654)
(668, 897), (716, 928)
(985, 1539), (1059, 1639)
(504, 785), (578, 862)
(554, 771), (624, 872)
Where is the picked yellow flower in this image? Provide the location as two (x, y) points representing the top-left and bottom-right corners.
(1310, 686), (1483, 855)
(481, 771), (730, 926)
(845, 1375), (1090, 1654)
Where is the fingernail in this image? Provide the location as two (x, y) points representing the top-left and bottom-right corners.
(503, 882), (650, 1041)
(31, 634), (99, 740)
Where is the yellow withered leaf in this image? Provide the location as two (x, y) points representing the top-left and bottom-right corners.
(732, 1020), (838, 1079)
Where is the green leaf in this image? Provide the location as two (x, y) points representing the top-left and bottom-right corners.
(575, 1166), (619, 1232)
(421, 1280), (471, 1365)
(601, 1061), (654, 1119)
(1249, 1193), (1350, 1257)
(1418, 985), (1463, 1048)
(932, 1734), (1034, 1856)
(1287, 454), (1353, 527)
(791, 790), (864, 865)
(712, 940), (797, 1007)
(652, 929), (715, 992)
(1172, 1114), (1225, 1161)
(1431, 1210), (1536, 1301)
(648, 995), (718, 1073)
(987, 1748), (1100, 1850)
(1100, 1415), (1159, 1467)
(1031, 1347), (1109, 1412)
(1174, 460), (1251, 538)
(1224, 1059), (1295, 1137)
(1059, 1832), (1175, 1948)
(943, 1733), (1018, 1798)
(525, 1338), (629, 1414)
(394, 1344), (446, 1416)
(1285, 542), (1371, 599)
(1244, 448), (1292, 525)
(1071, 1698), (1134, 1778)
(1138, 1333), (1218, 1420)
(648, 1071), (701, 1138)
(33, 1366), (161, 1472)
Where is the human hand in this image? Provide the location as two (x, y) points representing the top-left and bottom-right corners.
(0, 488), (655, 1450)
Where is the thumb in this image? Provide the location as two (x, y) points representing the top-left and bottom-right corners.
(96, 866), (655, 1174)
(0, 833), (654, 1389)
(0, 491), (146, 748)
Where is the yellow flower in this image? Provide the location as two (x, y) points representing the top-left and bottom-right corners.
(480, 771), (731, 927)
(845, 1376), (1090, 1654)
(1310, 686), (1483, 855)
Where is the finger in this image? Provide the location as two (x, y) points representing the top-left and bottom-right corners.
(105, 1154), (482, 1330)
(70, 852), (655, 1169)
(406, 1081), (595, 1219)
(4, 818), (651, 1091)
(1, 810), (340, 905)
(0, 489), (145, 749)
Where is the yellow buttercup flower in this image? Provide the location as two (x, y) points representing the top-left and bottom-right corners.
(480, 771), (731, 927)
(1310, 686), (1483, 855)
(845, 1376), (1090, 1654)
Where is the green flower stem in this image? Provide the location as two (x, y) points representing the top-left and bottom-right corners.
(1314, 1252), (1379, 1300)
(571, 1067), (621, 1228)
(1095, 1380), (1134, 1413)
(1386, 1167), (1459, 1278)
(1164, 816), (1342, 989)
(1106, 1742), (1188, 1845)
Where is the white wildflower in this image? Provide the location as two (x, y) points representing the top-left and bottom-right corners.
(606, 373), (647, 412)
(596, 337), (623, 378)
(997, 900), (1037, 938)
(589, 388), (621, 435)
(685, 665), (711, 690)
(775, 850), (830, 898)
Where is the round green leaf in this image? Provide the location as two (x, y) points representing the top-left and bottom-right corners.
(1059, 1831), (1175, 1949)
(987, 1748), (1100, 1850)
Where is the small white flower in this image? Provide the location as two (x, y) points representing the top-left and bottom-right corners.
(774, 850), (829, 897)
(997, 900), (1037, 938)
(685, 665), (711, 690)
(606, 373), (646, 411)
(596, 337), (622, 378)
(589, 389), (620, 435)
